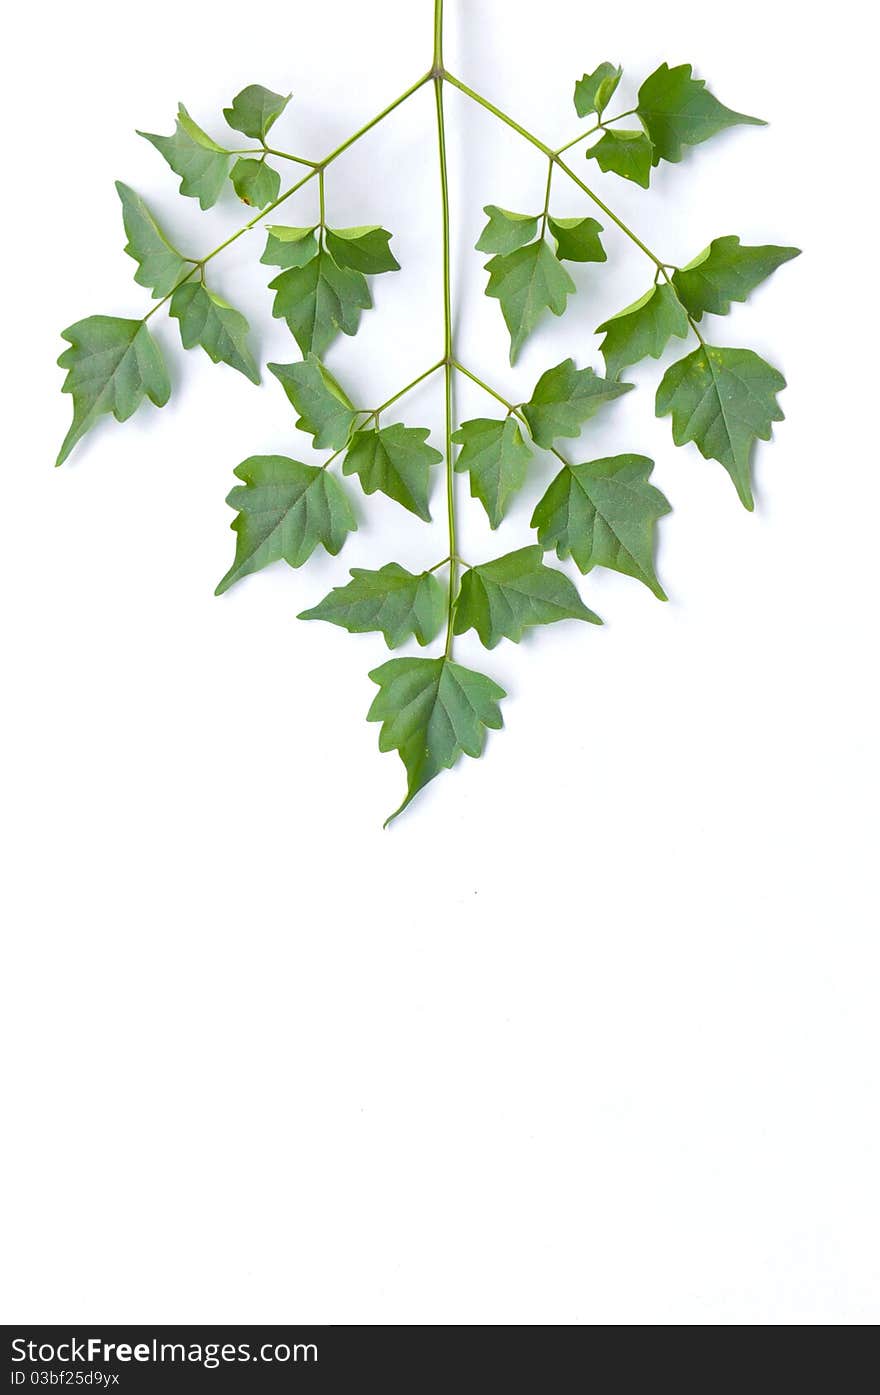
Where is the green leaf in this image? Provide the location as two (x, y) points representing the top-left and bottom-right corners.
(596, 282), (690, 380)
(655, 345), (785, 510)
(475, 205), (539, 255)
(115, 181), (189, 298)
(268, 247), (371, 357)
(586, 129), (654, 188)
(343, 424), (441, 520)
(215, 456), (356, 594)
(324, 226), (400, 275)
(223, 84), (291, 141)
(521, 357), (633, 448)
(169, 282), (260, 384)
(230, 157), (281, 208)
(268, 354), (357, 449)
(451, 416), (533, 529)
(485, 240), (576, 365)
(56, 316), (171, 466)
(574, 62), (622, 117)
(367, 657), (505, 824)
(671, 235), (801, 320)
(531, 455), (670, 599)
(547, 215), (606, 263)
(260, 225), (319, 270)
(299, 564), (445, 648)
(454, 546), (601, 649)
(138, 103), (230, 210)
(636, 63), (764, 166)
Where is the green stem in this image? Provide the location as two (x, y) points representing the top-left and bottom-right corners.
(263, 147), (320, 168)
(452, 360), (513, 411)
(433, 0), (444, 68)
(434, 67), (456, 659)
(322, 71), (432, 169)
(554, 107), (638, 157)
(374, 360), (445, 417)
(228, 147), (318, 167)
(444, 72), (555, 156)
(318, 168), (326, 225)
(540, 157), (554, 236)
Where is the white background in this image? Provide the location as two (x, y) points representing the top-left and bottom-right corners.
(2, 0), (877, 1326)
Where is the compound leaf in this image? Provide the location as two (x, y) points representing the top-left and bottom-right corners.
(475, 205), (539, 255)
(521, 357), (633, 448)
(169, 282), (260, 383)
(672, 235), (800, 320)
(223, 84), (291, 141)
(367, 657), (505, 824)
(324, 226), (400, 275)
(268, 354), (357, 449)
(215, 456), (356, 594)
(115, 181), (189, 298)
(138, 103), (230, 210)
(230, 157), (280, 208)
(452, 416), (533, 529)
(260, 225), (319, 270)
(637, 63), (764, 166)
(574, 62), (622, 118)
(547, 215), (606, 263)
(454, 546), (601, 648)
(299, 564), (445, 648)
(531, 454), (670, 599)
(596, 282), (690, 380)
(485, 240), (575, 364)
(268, 247), (371, 357)
(586, 129), (654, 188)
(343, 424), (441, 520)
(56, 316), (171, 466)
(655, 344), (785, 509)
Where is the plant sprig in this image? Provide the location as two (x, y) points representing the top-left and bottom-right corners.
(55, 0), (799, 822)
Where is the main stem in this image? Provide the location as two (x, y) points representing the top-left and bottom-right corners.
(434, 3), (457, 658)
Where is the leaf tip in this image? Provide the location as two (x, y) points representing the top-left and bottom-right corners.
(55, 431), (74, 468)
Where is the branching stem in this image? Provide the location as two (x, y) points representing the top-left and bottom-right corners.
(443, 71), (704, 342)
(142, 72), (431, 325)
(444, 71), (658, 262)
(374, 360), (445, 417)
